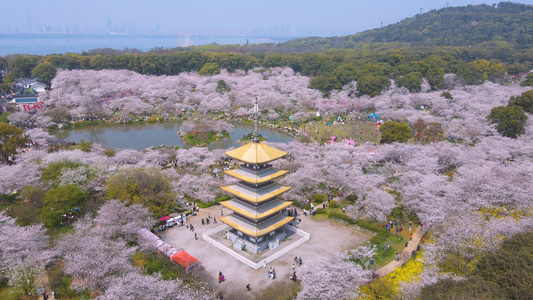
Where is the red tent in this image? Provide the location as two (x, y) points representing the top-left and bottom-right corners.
(171, 250), (199, 269)
(159, 216), (170, 222)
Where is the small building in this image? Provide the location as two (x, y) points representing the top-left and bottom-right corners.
(9, 94), (39, 105)
(13, 78), (47, 94)
(28, 82), (46, 93)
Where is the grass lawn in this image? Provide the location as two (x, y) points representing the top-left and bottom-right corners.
(312, 203), (418, 269)
(298, 113), (382, 145)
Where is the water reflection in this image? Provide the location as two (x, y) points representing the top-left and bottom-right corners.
(51, 122), (292, 150)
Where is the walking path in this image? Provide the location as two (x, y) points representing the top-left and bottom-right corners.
(377, 225), (424, 277)
(35, 264), (56, 300)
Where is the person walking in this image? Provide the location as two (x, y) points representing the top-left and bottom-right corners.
(292, 264), (295, 272)
(299, 257), (303, 265)
(246, 283), (251, 291)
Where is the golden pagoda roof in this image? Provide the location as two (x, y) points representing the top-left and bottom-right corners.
(224, 168), (288, 184)
(220, 200), (292, 220)
(219, 214), (294, 238)
(225, 142), (287, 164)
(220, 183), (291, 204)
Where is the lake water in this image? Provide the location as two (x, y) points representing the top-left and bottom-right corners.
(51, 122), (292, 150)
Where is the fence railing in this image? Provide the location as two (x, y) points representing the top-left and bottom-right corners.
(203, 224), (311, 269)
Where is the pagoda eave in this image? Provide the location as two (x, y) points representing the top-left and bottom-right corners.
(220, 199), (292, 220)
(224, 169), (288, 184)
(220, 185), (292, 204)
(219, 214), (294, 238)
(225, 141), (287, 164)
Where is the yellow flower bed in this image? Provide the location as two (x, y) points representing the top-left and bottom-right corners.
(358, 254), (424, 300)
(479, 206), (532, 220)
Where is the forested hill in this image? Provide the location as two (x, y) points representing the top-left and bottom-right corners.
(279, 2), (533, 51)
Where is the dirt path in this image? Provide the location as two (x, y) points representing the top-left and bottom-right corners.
(35, 264), (55, 300)
(377, 225), (423, 277)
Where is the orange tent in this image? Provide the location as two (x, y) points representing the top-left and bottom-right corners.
(171, 250), (199, 269)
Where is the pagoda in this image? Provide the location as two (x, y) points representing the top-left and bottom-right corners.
(219, 102), (293, 253)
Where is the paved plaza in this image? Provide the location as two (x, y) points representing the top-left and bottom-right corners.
(161, 205), (372, 300)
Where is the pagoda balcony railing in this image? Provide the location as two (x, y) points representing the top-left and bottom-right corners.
(241, 163), (272, 171)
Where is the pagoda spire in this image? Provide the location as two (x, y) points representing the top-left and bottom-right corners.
(252, 98), (260, 143)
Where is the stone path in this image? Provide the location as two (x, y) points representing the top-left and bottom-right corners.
(377, 225), (424, 277)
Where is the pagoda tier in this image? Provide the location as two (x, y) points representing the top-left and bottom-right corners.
(219, 214), (294, 238)
(225, 141), (287, 164)
(224, 167), (288, 185)
(220, 182), (292, 204)
(220, 199), (292, 221)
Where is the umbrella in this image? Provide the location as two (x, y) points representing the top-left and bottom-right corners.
(160, 216), (171, 222)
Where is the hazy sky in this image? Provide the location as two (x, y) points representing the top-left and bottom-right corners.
(1, 0), (532, 36)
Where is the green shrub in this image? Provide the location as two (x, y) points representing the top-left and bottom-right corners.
(329, 211), (357, 225)
(441, 91), (453, 100)
(312, 194), (326, 203)
(391, 206), (412, 221)
(145, 260), (165, 274)
(345, 194), (357, 204)
(369, 229), (392, 245)
(329, 200), (339, 208)
(355, 219), (387, 232)
(161, 270), (179, 280)
(315, 208), (326, 215)
(104, 148), (116, 157)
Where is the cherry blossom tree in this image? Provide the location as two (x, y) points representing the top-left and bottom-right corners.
(297, 244), (375, 300)
(25, 128), (56, 149)
(7, 112), (30, 127)
(53, 217), (136, 292)
(97, 272), (213, 300)
(92, 200), (153, 242)
(0, 162), (41, 197)
(0, 213), (50, 295)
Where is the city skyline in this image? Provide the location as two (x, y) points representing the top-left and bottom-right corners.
(1, 0), (530, 38)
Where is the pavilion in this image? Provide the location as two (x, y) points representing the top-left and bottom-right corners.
(219, 102), (294, 253)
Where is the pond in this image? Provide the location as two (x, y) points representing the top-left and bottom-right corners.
(51, 122), (293, 151)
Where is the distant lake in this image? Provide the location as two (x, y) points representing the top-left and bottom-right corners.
(0, 35), (294, 55)
(51, 122), (292, 150)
